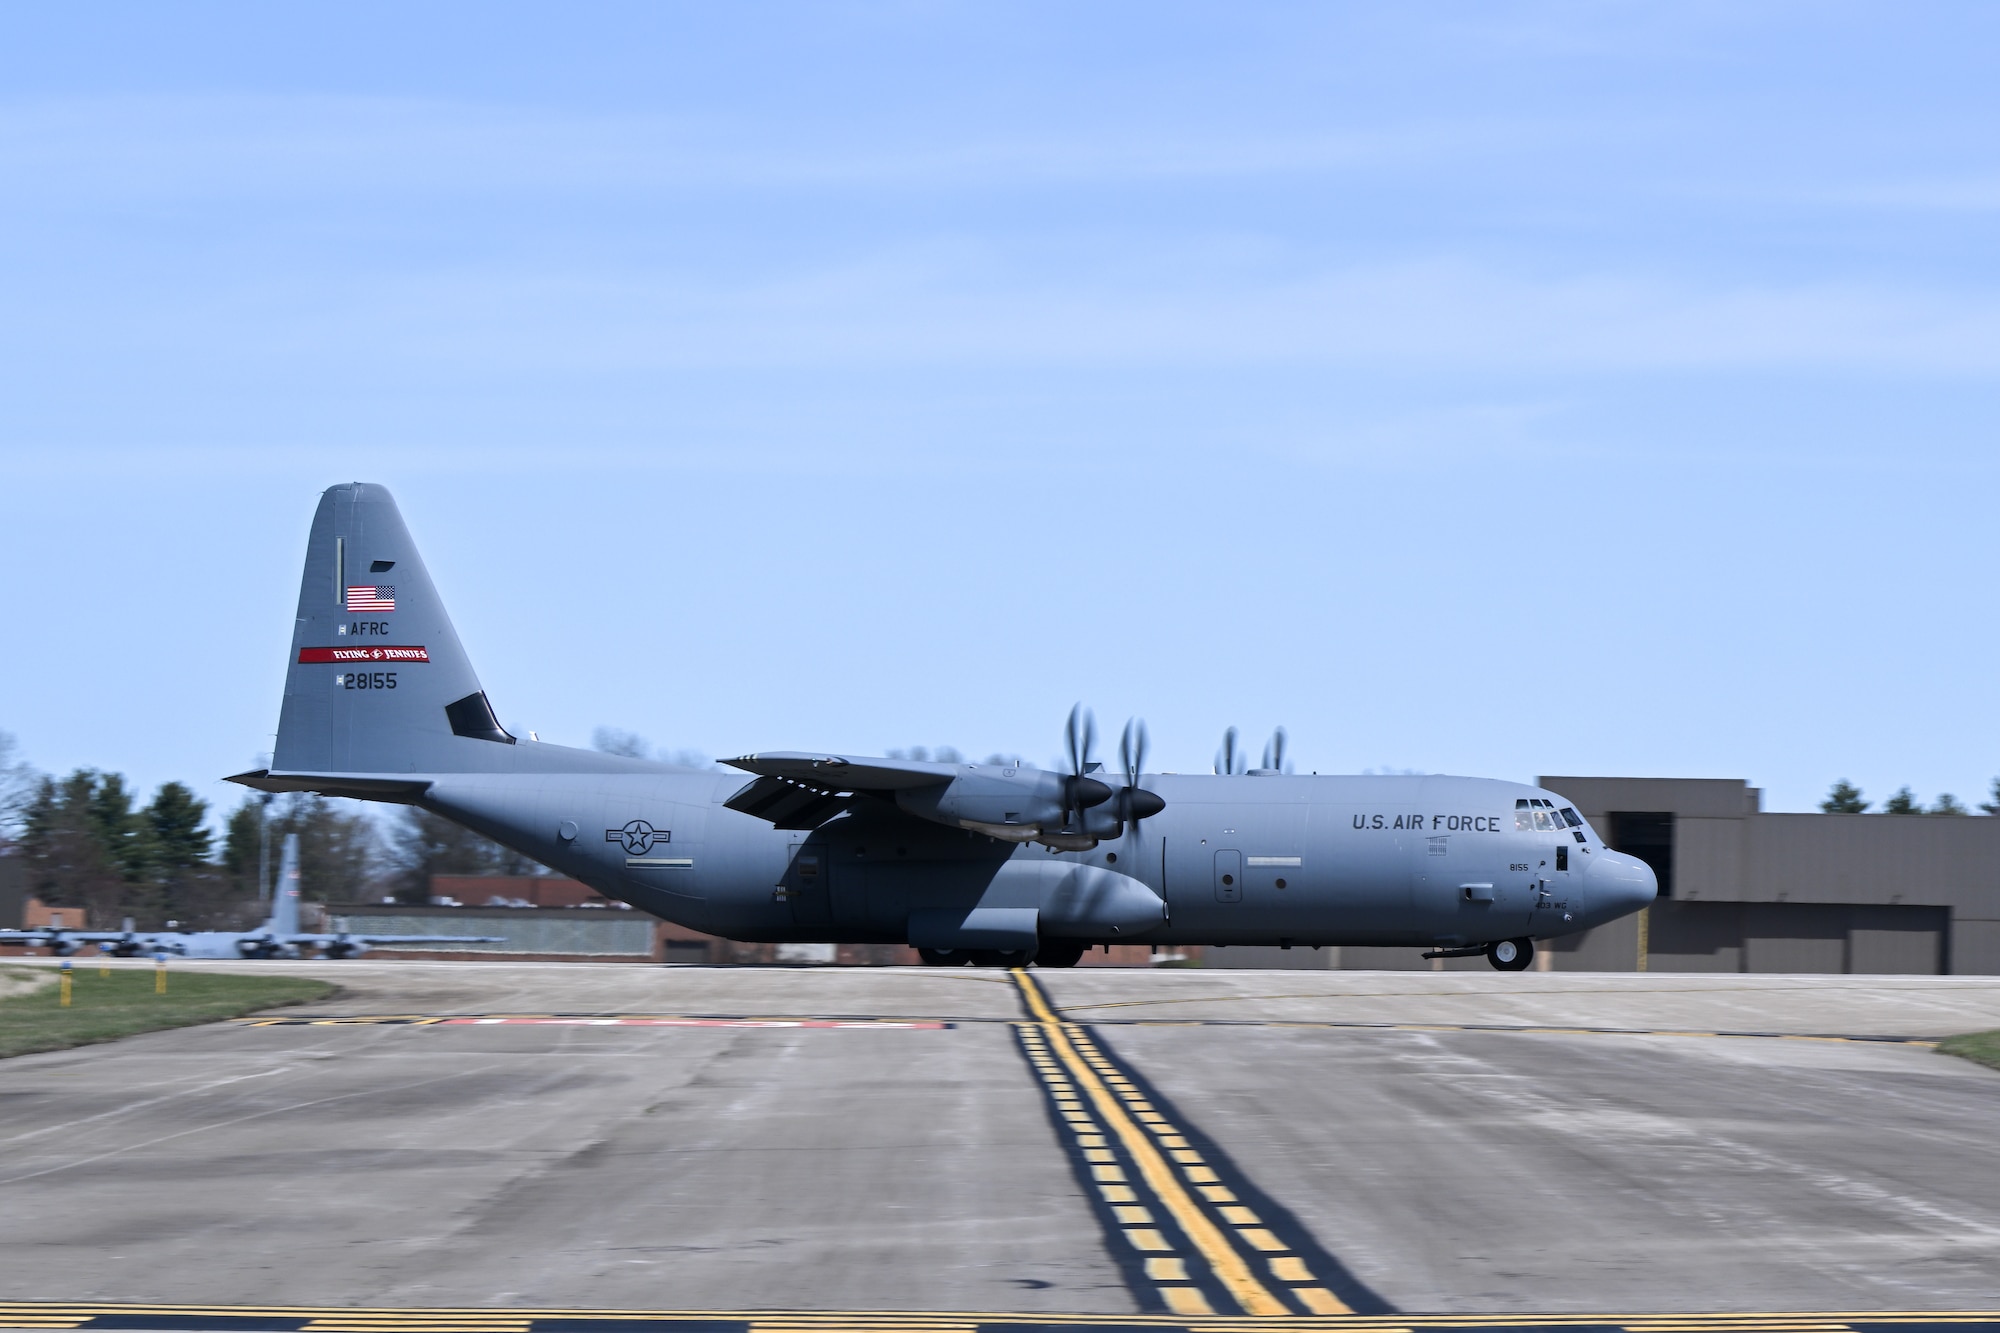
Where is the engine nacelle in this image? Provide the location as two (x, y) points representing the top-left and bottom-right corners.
(894, 767), (1113, 842)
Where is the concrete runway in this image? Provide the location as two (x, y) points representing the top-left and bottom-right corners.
(1, 961), (1997, 1320)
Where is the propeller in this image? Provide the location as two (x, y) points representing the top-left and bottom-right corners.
(1260, 726), (1289, 774)
(1062, 703), (1112, 827)
(1215, 725), (1246, 776)
(1116, 717), (1166, 829)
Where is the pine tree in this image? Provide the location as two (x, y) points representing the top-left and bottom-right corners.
(85, 771), (154, 883)
(1820, 780), (1868, 813)
(20, 772), (127, 923)
(221, 797), (268, 896)
(1981, 778), (2000, 816)
(1931, 793), (1969, 816)
(146, 783), (212, 869)
(1882, 786), (1922, 815)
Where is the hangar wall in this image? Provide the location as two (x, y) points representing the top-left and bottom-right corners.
(1536, 777), (2000, 975)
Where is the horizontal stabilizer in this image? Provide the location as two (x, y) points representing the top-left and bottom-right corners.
(228, 770), (432, 803)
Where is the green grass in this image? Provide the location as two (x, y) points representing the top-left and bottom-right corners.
(0, 966), (336, 1060)
(1936, 1029), (2000, 1072)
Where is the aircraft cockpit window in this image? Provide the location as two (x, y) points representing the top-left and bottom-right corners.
(1514, 797), (1576, 833)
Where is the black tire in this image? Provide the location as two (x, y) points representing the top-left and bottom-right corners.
(918, 947), (970, 967)
(1487, 937), (1534, 971)
(970, 948), (1035, 968)
(1035, 942), (1086, 969)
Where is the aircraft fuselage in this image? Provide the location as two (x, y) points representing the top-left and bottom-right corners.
(421, 766), (1655, 950)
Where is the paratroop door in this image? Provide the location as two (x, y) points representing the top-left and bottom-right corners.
(1214, 849), (1242, 903)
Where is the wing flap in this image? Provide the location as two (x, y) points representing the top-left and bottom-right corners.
(724, 775), (855, 829)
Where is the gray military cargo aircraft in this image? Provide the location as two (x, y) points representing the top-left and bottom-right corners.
(0, 834), (502, 959)
(227, 484), (1656, 970)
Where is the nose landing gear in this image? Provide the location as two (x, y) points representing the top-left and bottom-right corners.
(1487, 937), (1535, 971)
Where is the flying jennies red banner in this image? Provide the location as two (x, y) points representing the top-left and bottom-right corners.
(297, 646), (430, 663)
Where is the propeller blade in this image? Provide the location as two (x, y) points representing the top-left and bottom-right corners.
(1120, 717), (1150, 788)
(1063, 703), (1100, 826)
(1116, 717), (1162, 830)
(1216, 725), (1241, 776)
(1263, 726), (1287, 773)
(1065, 703), (1098, 778)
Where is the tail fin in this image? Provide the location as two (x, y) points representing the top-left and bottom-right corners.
(272, 484), (516, 777)
(269, 834), (302, 936)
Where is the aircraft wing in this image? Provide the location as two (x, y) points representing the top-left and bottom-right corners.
(0, 930), (142, 945)
(287, 934), (507, 947)
(726, 752), (958, 789)
(721, 752), (956, 829)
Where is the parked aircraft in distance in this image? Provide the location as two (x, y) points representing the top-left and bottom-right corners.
(0, 834), (503, 959)
(229, 484), (1656, 970)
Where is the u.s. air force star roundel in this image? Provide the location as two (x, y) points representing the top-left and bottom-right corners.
(607, 819), (669, 855)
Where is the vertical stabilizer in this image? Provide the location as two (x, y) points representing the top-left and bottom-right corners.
(273, 484), (516, 776)
(269, 834), (302, 936)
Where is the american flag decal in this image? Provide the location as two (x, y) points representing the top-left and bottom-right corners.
(345, 585), (395, 612)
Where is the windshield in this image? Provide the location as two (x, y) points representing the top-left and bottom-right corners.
(1516, 797), (1591, 835)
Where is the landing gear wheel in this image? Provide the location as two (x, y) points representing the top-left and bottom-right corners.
(1487, 937), (1534, 971)
(918, 947), (971, 967)
(1035, 942), (1086, 969)
(970, 948), (1035, 968)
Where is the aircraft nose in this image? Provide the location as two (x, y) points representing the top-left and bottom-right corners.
(1586, 849), (1657, 919)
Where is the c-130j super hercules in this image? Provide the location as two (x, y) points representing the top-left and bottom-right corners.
(231, 485), (1657, 970)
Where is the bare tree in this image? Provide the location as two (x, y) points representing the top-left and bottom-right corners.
(592, 727), (651, 759)
(384, 806), (541, 903)
(0, 730), (40, 843)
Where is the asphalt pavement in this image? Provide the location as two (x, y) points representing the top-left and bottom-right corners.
(0, 961), (1996, 1319)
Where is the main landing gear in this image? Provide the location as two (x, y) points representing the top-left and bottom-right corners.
(1034, 942), (1086, 969)
(917, 942), (1086, 968)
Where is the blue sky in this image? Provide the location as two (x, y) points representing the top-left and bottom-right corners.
(2, 2), (1997, 822)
